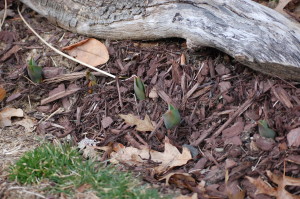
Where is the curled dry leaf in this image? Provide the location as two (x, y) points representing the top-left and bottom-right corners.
(119, 114), (154, 132)
(246, 170), (300, 199)
(62, 38), (109, 66)
(0, 107), (24, 127)
(107, 137), (192, 174)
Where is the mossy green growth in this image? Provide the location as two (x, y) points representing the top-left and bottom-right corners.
(27, 58), (42, 83)
(134, 76), (146, 100)
(163, 104), (181, 129)
(8, 142), (166, 198)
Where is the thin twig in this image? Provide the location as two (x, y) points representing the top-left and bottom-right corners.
(212, 96), (254, 138)
(148, 118), (164, 139)
(132, 131), (149, 147)
(190, 122), (219, 146)
(116, 77), (124, 108)
(17, 7), (116, 79)
(38, 107), (64, 124)
(0, 0), (7, 30)
(44, 71), (105, 83)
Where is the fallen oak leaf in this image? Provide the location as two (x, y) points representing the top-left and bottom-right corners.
(119, 114), (154, 132)
(152, 137), (192, 174)
(62, 38), (109, 66)
(246, 170), (300, 199)
(107, 137), (192, 174)
(246, 176), (277, 197)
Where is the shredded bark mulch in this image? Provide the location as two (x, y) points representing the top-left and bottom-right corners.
(1, 1), (300, 198)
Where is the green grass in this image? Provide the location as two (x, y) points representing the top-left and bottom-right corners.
(8, 142), (166, 198)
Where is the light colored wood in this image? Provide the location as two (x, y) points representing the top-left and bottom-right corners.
(20, 0), (300, 80)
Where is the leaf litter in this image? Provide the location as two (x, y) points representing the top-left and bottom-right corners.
(119, 114), (155, 132)
(106, 137), (192, 175)
(247, 169), (300, 199)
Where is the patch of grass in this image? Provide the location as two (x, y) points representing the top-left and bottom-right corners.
(8, 142), (167, 198)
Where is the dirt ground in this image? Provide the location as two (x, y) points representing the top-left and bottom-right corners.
(1, 1), (300, 199)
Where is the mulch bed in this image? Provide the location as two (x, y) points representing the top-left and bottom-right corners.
(1, 1), (300, 198)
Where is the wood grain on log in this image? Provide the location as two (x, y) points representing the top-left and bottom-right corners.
(19, 0), (300, 80)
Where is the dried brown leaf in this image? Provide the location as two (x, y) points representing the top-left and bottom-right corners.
(287, 127), (300, 147)
(62, 38), (109, 66)
(159, 172), (197, 191)
(15, 118), (36, 133)
(110, 137), (192, 174)
(149, 87), (158, 99)
(119, 114), (154, 132)
(0, 87), (6, 102)
(247, 170), (300, 199)
(0, 107), (24, 127)
(246, 176), (277, 196)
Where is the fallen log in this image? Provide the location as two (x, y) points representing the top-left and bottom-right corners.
(19, 0), (300, 80)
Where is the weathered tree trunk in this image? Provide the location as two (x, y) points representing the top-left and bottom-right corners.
(20, 0), (300, 80)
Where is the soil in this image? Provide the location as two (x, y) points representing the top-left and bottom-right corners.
(1, 1), (300, 198)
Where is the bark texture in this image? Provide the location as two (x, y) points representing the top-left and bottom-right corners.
(20, 0), (300, 80)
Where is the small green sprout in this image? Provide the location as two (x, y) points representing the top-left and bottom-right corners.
(27, 58), (42, 83)
(134, 76), (146, 100)
(258, 120), (276, 139)
(163, 104), (181, 129)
